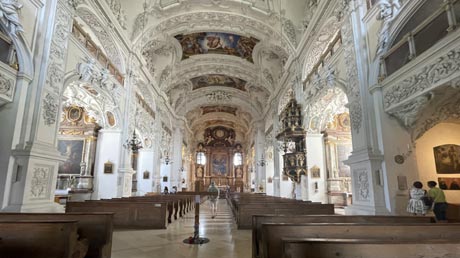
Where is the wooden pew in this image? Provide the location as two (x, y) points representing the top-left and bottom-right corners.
(0, 220), (87, 258)
(281, 238), (460, 258)
(66, 201), (168, 229)
(0, 212), (113, 258)
(237, 203), (335, 229)
(260, 223), (460, 258)
(107, 197), (177, 223)
(252, 215), (435, 258)
(127, 195), (193, 218)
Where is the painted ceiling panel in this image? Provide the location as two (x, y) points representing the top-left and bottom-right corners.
(174, 32), (259, 63)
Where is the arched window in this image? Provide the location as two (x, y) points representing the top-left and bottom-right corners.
(196, 151), (206, 165)
(233, 152), (243, 166)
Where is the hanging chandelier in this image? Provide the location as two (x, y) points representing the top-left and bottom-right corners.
(123, 129), (143, 152)
(257, 154), (267, 167)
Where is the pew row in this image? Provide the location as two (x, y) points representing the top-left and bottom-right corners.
(252, 215), (435, 258)
(0, 212), (113, 258)
(0, 220), (87, 258)
(260, 223), (460, 258)
(237, 203), (335, 229)
(281, 238), (460, 258)
(66, 201), (168, 229)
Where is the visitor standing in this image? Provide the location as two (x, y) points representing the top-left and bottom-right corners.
(427, 181), (448, 222)
(406, 181), (427, 215)
(208, 182), (219, 219)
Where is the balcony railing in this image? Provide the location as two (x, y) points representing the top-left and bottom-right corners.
(381, 0), (459, 78)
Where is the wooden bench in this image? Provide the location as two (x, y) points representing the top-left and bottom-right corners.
(260, 223), (460, 258)
(107, 197), (178, 223)
(66, 201), (168, 229)
(0, 212), (113, 258)
(237, 203), (335, 229)
(281, 238), (460, 258)
(252, 215), (435, 258)
(0, 220), (87, 258)
(126, 195), (193, 218)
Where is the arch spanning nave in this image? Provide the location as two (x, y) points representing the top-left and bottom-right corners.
(0, 0), (459, 220)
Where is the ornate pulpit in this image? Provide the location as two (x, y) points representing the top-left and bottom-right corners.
(276, 97), (307, 183)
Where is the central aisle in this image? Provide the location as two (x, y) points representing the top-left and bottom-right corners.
(111, 198), (251, 258)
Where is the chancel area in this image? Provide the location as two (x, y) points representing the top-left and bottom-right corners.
(1, 0), (460, 257)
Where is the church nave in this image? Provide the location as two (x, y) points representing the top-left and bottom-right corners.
(111, 199), (251, 258)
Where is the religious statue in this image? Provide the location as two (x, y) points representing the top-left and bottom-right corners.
(376, 0), (401, 56)
(99, 68), (115, 90)
(77, 57), (96, 82)
(0, 0), (23, 36)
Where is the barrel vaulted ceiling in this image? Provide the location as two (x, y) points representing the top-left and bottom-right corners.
(115, 0), (314, 144)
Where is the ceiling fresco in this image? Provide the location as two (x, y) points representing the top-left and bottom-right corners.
(191, 74), (247, 91)
(201, 105), (238, 116)
(174, 32), (259, 63)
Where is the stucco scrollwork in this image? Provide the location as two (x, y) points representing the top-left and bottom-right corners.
(282, 16), (297, 47)
(77, 8), (123, 70)
(412, 87), (460, 140)
(30, 167), (51, 199)
(45, 5), (72, 95)
(302, 0), (318, 29)
(340, 12), (362, 133)
(104, 0), (127, 29)
(388, 93), (433, 129)
(303, 19), (340, 80)
(0, 0), (23, 36)
(0, 72), (13, 97)
(354, 169), (370, 201)
(383, 48), (460, 110)
(42, 93), (59, 126)
(139, 11), (293, 56)
(206, 90), (232, 103)
(347, 100), (362, 133)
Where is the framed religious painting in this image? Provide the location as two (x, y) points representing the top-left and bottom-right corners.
(433, 144), (460, 174)
(211, 153), (228, 176)
(103, 161), (113, 174)
(58, 140), (84, 174)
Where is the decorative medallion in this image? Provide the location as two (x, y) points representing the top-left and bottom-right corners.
(66, 106), (83, 122)
(106, 111), (116, 127)
(174, 32), (259, 63)
(394, 154), (405, 164)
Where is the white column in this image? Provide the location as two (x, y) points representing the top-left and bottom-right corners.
(1, 0), (75, 212)
(92, 129), (122, 199)
(170, 127), (183, 189)
(342, 1), (387, 215)
(272, 111), (281, 197)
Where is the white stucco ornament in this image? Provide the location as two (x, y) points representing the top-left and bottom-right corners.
(0, 0), (23, 36)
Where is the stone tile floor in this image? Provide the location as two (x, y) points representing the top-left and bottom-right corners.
(112, 199), (251, 258)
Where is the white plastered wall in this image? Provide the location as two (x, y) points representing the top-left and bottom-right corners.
(415, 123), (460, 204)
